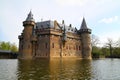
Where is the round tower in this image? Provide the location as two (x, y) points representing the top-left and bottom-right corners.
(20, 11), (35, 59)
(79, 18), (92, 59)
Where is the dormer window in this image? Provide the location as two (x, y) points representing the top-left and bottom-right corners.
(41, 25), (43, 29)
(47, 23), (50, 27)
(68, 28), (70, 30)
(71, 29), (73, 31)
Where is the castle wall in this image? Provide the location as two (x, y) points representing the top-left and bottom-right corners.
(50, 34), (62, 58)
(49, 30), (82, 59)
(18, 13), (92, 59)
(35, 35), (50, 58)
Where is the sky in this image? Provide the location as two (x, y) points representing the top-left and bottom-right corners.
(0, 0), (120, 47)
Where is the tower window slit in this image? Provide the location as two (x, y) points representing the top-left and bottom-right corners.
(52, 43), (54, 48)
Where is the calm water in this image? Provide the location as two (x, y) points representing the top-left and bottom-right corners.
(0, 59), (120, 80)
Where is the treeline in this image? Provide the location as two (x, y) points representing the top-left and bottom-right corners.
(0, 41), (18, 52)
(92, 35), (120, 58)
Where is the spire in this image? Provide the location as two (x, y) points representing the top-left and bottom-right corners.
(79, 17), (91, 34)
(26, 11), (35, 22)
(80, 17), (88, 29)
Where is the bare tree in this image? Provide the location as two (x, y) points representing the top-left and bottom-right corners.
(91, 34), (100, 47)
(115, 38), (120, 47)
(106, 38), (114, 56)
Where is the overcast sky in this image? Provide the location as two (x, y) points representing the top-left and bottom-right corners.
(0, 0), (120, 46)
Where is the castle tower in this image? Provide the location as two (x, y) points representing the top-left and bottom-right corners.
(19, 11), (35, 59)
(79, 18), (92, 59)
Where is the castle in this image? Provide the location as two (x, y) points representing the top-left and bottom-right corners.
(18, 11), (92, 59)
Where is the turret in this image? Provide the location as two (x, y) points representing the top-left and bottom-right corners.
(18, 11), (35, 59)
(79, 18), (92, 59)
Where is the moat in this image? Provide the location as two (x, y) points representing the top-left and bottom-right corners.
(0, 59), (120, 80)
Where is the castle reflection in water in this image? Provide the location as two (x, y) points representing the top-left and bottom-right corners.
(1, 59), (120, 79)
(17, 59), (92, 80)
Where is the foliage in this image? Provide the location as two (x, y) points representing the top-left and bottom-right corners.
(91, 34), (102, 58)
(101, 47), (110, 57)
(91, 35), (120, 58)
(0, 41), (18, 52)
(92, 46), (102, 58)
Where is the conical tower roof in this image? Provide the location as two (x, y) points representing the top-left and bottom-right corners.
(79, 18), (91, 34)
(26, 11), (35, 22)
(80, 18), (88, 29)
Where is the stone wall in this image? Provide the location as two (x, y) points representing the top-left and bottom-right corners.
(35, 34), (50, 58)
(49, 30), (82, 59)
(81, 33), (92, 59)
(18, 21), (35, 59)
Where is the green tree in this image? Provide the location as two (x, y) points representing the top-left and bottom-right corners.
(0, 41), (11, 50)
(92, 46), (102, 58)
(91, 34), (102, 58)
(11, 43), (18, 52)
(0, 41), (18, 52)
(101, 47), (109, 57)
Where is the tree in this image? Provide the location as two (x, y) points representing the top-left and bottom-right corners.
(91, 34), (100, 47)
(11, 43), (18, 52)
(91, 34), (102, 58)
(0, 41), (11, 50)
(101, 47), (109, 57)
(112, 38), (120, 58)
(115, 38), (120, 47)
(0, 41), (18, 52)
(105, 38), (114, 56)
(92, 46), (102, 58)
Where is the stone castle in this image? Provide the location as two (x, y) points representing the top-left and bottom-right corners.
(18, 11), (92, 59)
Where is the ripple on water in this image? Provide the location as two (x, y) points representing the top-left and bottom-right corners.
(0, 59), (120, 80)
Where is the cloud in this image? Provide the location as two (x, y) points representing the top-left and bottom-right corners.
(55, 0), (89, 6)
(54, 0), (113, 7)
(97, 31), (120, 47)
(0, 0), (120, 47)
(99, 16), (119, 24)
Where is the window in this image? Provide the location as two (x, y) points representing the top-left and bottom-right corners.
(76, 45), (78, 50)
(45, 43), (48, 49)
(41, 25), (43, 27)
(52, 43), (54, 48)
(79, 46), (81, 50)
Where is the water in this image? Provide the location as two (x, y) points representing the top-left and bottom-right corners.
(0, 59), (120, 80)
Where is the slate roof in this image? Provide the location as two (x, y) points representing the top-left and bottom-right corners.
(36, 20), (77, 33)
(80, 18), (88, 30)
(36, 20), (54, 29)
(25, 11), (35, 22)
